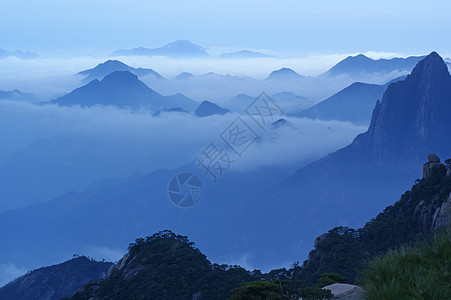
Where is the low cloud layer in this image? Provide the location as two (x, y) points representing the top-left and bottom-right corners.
(0, 100), (365, 212)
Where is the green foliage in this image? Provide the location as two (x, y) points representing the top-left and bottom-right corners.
(317, 273), (347, 288)
(229, 280), (291, 300)
(72, 230), (257, 300)
(70, 165), (451, 299)
(361, 229), (451, 299)
(298, 287), (332, 300)
(297, 227), (362, 286)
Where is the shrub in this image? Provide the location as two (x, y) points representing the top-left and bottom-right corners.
(317, 273), (347, 288)
(361, 229), (451, 299)
(298, 287), (332, 300)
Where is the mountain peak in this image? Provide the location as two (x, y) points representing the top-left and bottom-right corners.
(166, 40), (205, 50)
(100, 59), (127, 67)
(357, 51), (451, 163)
(408, 51), (450, 81)
(267, 68), (304, 80)
(194, 100), (230, 117)
(51, 70), (169, 109)
(349, 54), (371, 60)
(174, 72), (195, 80)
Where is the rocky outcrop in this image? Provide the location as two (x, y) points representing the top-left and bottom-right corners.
(416, 154), (451, 231)
(423, 153), (443, 179)
(415, 192), (450, 232)
(322, 283), (363, 300)
(314, 233), (329, 248)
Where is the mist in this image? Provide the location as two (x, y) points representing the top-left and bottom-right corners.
(0, 99), (365, 212)
(0, 53), (409, 103)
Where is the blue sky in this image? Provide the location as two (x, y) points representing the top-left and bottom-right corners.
(1, 0), (450, 56)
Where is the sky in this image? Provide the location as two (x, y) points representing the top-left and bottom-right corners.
(1, 0), (450, 57)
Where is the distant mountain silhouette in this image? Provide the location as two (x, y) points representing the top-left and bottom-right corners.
(222, 94), (255, 111)
(0, 89), (37, 102)
(271, 91), (313, 112)
(194, 100), (230, 117)
(0, 162), (291, 275)
(275, 52), (451, 237)
(266, 68), (305, 80)
(325, 54), (425, 77)
(152, 107), (190, 117)
(78, 60), (164, 82)
(290, 77), (405, 125)
(174, 72), (195, 80)
(0, 256), (112, 300)
(0, 48), (38, 59)
(110, 40), (209, 58)
(50, 71), (169, 111)
(164, 93), (198, 111)
(223, 92), (311, 113)
(271, 118), (293, 129)
(219, 50), (276, 59)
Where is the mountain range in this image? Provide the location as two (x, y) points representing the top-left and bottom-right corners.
(222, 92), (312, 113)
(110, 40), (209, 58)
(290, 76), (405, 125)
(325, 54), (425, 77)
(71, 54), (421, 110)
(219, 50), (276, 59)
(0, 52), (449, 285)
(0, 48), (38, 59)
(0, 89), (37, 102)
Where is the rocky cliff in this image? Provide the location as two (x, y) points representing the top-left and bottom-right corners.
(350, 51), (451, 165)
(298, 154), (451, 284)
(273, 52), (451, 250)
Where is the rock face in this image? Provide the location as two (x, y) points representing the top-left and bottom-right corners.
(322, 283), (363, 300)
(314, 233), (329, 248)
(431, 192), (451, 230)
(352, 52), (451, 165)
(423, 153), (443, 178)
